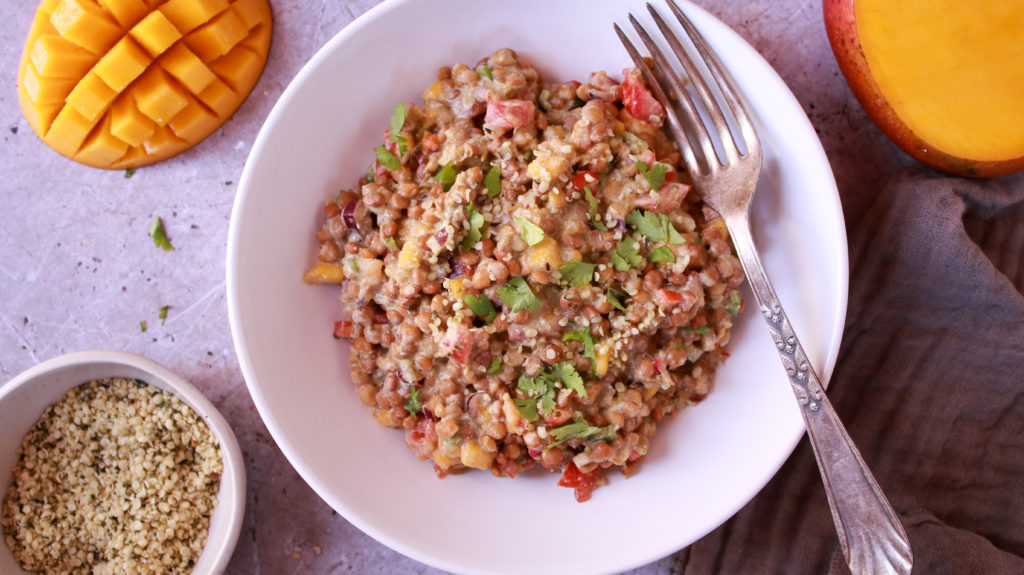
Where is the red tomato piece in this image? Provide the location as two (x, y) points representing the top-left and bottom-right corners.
(635, 181), (691, 213)
(558, 461), (601, 503)
(333, 320), (353, 339)
(654, 288), (696, 308)
(571, 170), (599, 190)
(622, 68), (665, 126)
(484, 100), (536, 130)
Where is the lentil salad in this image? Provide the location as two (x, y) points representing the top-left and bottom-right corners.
(304, 48), (745, 502)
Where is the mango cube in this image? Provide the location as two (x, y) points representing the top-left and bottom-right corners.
(76, 115), (129, 166)
(168, 93), (219, 142)
(93, 36), (151, 92)
(28, 35), (98, 79)
(65, 72), (117, 120)
(133, 68), (188, 125)
(96, 0), (148, 29)
(159, 0), (229, 35)
(50, 0), (123, 54)
(129, 10), (182, 57)
(110, 94), (157, 147)
(183, 9), (247, 61)
(21, 62), (77, 105)
(208, 45), (260, 93)
(159, 43), (217, 94)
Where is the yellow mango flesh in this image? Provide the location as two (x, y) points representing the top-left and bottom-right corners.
(17, 0), (273, 169)
(856, 0), (1024, 162)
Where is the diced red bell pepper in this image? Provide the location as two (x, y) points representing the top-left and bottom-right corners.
(558, 461), (601, 503)
(571, 170), (599, 190)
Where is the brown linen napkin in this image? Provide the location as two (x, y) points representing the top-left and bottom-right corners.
(673, 167), (1024, 575)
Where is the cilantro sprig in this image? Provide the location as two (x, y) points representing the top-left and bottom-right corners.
(649, 246), (676, 263)
(149, 217), (174, 251)
(559, 259), (596, 287)
(636, 161), (670, 191)
(497, 276), (542, 313)
(563, 329), (597, 366)
(610, 237), (643, 271)
(389, 101), (408, 155)
(626, 209), (685, 245)
(405, 386), (421, 415)
(462, 202), (485, 251)
(464, 293), (497, 323)
(545, 419), (610, 452)
(436, 161), (458, 191)
(376, 146), (400, 171)
(583, 187), (608, 231)
(484, 165), (501, 197)
(514, 362), (587, 421)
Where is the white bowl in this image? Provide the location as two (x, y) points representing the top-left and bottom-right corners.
(228, 1), (847, 574)
(0, 351), (246, 575)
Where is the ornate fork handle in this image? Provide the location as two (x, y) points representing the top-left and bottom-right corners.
(727, 214), (913, 574)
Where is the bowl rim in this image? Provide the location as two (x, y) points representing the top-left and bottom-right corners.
(0, 350), (246, 575)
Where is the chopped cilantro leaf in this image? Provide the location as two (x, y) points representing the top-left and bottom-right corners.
(149, 217), (174, 251)
(484, 165), (501, 197)
(497, 276), (542, 313)
(563, 330), (597, 364)
(461, 202), (485, 251)
(477, 65), (494, 81)
(636, 161), (669, 191)
(158, 305), (169, 326)
(404, 386), (421, 415)
(376, 146), (400, 171)
(140, 320), (147, 333)
(124, 168), (136, 179)
(610, 237), (643, 271)
(681, 326), (712, 334)
(389, 101), (408, 155)
(606, 290), (627, 312)
(559, 259), (596, 287)
(385, 237), (398, 250)
(514, 398), (539, 421)
(627, 209), (685, 245)
(488, 357), (502, 375)
(583, 187), (608, 231)
(464, 293), (498, 323)
(436, 161), (457, 191)
(726, 289), (742, 317)
(515, 216), (545, 246)
(550, 362), (586, 397)
(545, 420), (604, 451)
(649, 245), (676, 263)
(517, 373), (556, 414)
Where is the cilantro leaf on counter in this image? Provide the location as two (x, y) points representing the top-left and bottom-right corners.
(436, 161), (458, 191)
(404, 386), (421, 416)
(515, 216), (545, 246)
(636, 161), (669, 191)
(375, 146), (400, 171)
(550, 362), (586, 397)
(158, 305), (169, 326)
(484, 165), (501, 197)
(464, 293), (498, 323)
(124, 168), (136, 179)
(477, 65), (494, 81)
(461, 202), (485, 251)
(649, 245), (676, 263)
(583, 187), (608, 231)
(149, 217), (174, 251)
(140, 320), (148, 333)
(610, 237), (642, 271)
(558, 259), (596, 287)
(497, 276), (542, 313)
(389, 101), (408, 155)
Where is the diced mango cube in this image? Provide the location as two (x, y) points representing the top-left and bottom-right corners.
(22, 62), (77, 105)
(50, 0), (123, 54)
(28, 35), (98, 79)
(447, 277), (467, 301)
(398, 241), (421, 269)
(109, 93), (156, 147)
(460, 440), (496, 470)
(158, 0), (228, 35)
(65, 71), (117, 120)
(183, 8), (247, 61)
(522, 236), (562, 274)
(168, 93), (218, 142)
(44, 105), (93, 157)
(75, 115), (129, 166)
(231, 0), (271, 30)
(159, 43), (216, 94)
(93, 36), (151, 92)
(141, 125), (189, 157)
(301, 262), (346, 285)
(208, 45), (260, 93)
(133, 68), (188, 125)
(96, 0), (148, 29)
(431, 451), (460, 470)
(129, 10), (182, 57)
(195, 77), (235, 116)
(422, 80), (444, 101)
(18, 88), (62, 135)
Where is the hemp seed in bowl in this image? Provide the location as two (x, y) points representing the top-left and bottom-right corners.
(2, 377), (223, 575)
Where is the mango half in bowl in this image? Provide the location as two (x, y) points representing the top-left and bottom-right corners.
(17, 0), (272, 169)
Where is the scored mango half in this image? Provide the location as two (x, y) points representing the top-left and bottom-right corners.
(17, 0), (272, 169)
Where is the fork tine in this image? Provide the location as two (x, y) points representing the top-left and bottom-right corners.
(614, 23), (704, 177)
(662, 0), (760, 158)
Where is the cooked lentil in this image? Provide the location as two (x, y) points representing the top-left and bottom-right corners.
(1, 377), (222, 574)
(304, 48), (745, 502)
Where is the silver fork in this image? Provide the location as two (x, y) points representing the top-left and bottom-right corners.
(615, 2), (913, 573)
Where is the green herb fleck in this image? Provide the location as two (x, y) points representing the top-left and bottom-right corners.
(622, 131), (649, 151)
(559, 259), (596, 287)
(488, 357), (502, 375)
(636, 161), (669, 191)
(484, 165), (501, 197)
(583, 187), (608, 231)
(610, 237), (643, 271)
(158, 305), (169, 326)
(606, 290), (627, 312)
(375, 146), (400, 171)
(404, 386), (421, 416)
(149, 217), (174, 251)
(513, 398), (539, 421)
(726, 289), (742, 317)
(626, 209), (684, 245)
(124, 168), (136, 179)
(140, 320), (147, 333)
(497, 276), (542, 313)
(649, 245), (676, 263)
(681, 326), (712, 334)
(389, 101), (408, 155)
(464, 293), (498, 323)
(436, 161), (457, 191)
(462, 202), (485, 251)
(549, 362), (586, 397)
(476, 65), (494, 81)
(385, 237), (398, 250)
(515, 216), (545, 246)
(517, 374), (556, 414)
(563, 329), (597, 365)
(545, 420), (604, 451)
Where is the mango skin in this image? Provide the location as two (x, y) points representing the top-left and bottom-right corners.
(17, 0), (273, 169)
(823, 0), (1024, 179)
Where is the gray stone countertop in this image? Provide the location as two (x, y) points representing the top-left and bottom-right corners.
(0, 1), (912, 573)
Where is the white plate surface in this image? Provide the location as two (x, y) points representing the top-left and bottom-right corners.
(227, 1), (848, 573)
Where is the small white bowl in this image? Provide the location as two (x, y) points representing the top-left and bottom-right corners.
(0, 350), (245, 575)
